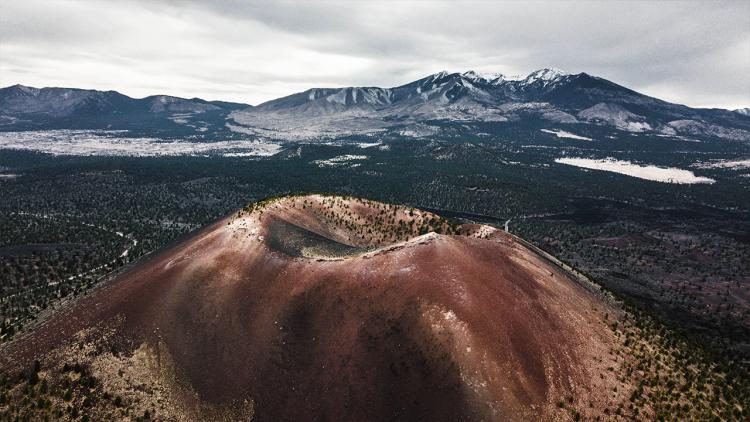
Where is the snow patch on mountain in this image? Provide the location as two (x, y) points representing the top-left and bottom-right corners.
(461, 71), (505, 84)
(524, 68), (568, 85)
(578, 103), (651, 132)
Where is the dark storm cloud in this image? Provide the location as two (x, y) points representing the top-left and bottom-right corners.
(1, 0), (748, 108)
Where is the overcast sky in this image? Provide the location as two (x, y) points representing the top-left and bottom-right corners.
(1, 0), (748, 108)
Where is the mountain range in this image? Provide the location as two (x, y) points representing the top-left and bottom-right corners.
(2, 69), (749, 141)
(0, 84), (247, 134)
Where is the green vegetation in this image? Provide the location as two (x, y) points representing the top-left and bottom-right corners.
(0, 214), (131, 340)
(516, 209), (750, 352)
(0, 359), (133, 421)
(610, 303), (749, 420)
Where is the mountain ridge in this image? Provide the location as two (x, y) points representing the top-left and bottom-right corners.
(0, 84), (250, 133)
(0, 84), (251, 110)
(230, 69), (750, 141)
(2, 68), (749, 141)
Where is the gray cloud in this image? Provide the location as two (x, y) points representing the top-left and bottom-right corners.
(1, 0), (748, 108)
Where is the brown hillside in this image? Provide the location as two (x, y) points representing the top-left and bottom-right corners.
(0, 195), (632, 421)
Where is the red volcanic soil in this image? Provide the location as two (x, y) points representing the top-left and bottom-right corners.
(0, 195), (628, 421)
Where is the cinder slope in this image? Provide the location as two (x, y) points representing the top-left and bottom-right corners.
(0, 195), (630, 421)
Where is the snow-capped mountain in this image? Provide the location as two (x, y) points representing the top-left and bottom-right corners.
(2, 69), (749, 141)
(735, 107), (750, 116)
(522, 68), (568, 86)
(228, 69), (750, 140)
(460, 71), (508, 84)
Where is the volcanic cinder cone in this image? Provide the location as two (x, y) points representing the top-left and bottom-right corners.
(0, 195), (631, 421)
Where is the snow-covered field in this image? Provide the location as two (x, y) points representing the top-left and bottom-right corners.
(398, 124), (441, 138)
(540, 129), (592, 141)
(312, 154), (368, 168)
(355, 141), (382, 148)
(0, 130), (282, 157)
(317, 140), (384, 149)
(228, 111), (389, 141)
(556, 157), (715, 184)
(692, 158), (750, 170)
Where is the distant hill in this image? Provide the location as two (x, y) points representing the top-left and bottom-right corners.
(0, 84), (249, 134)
